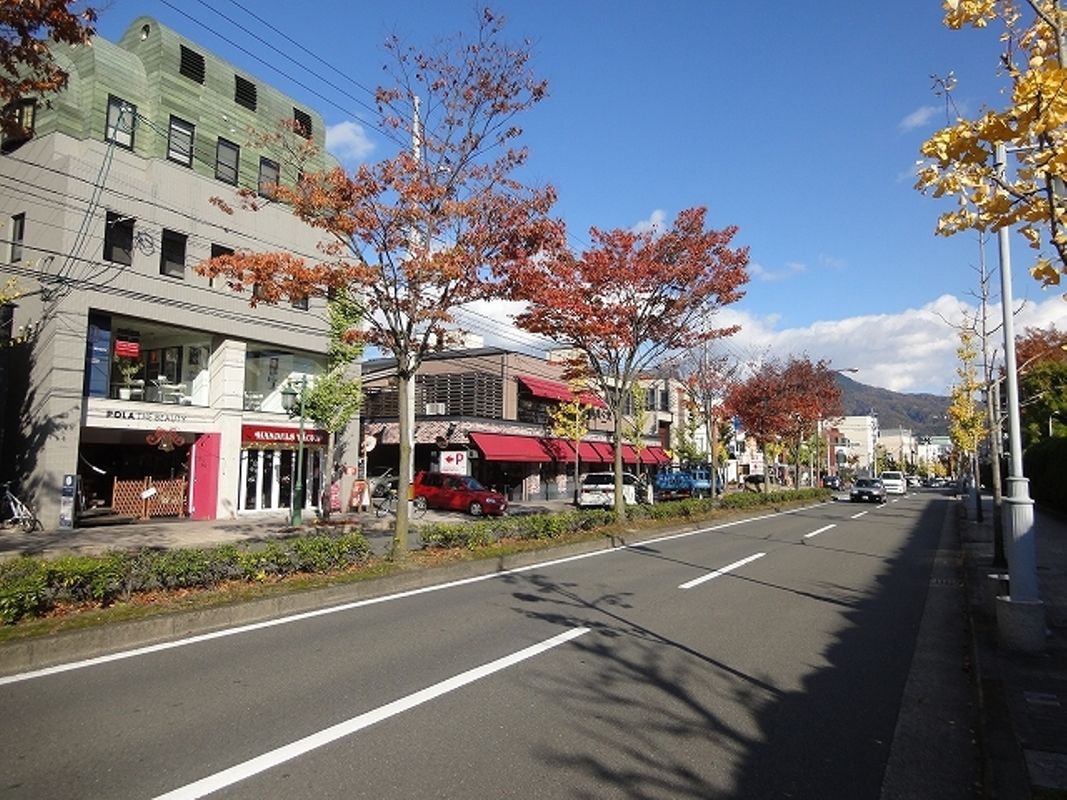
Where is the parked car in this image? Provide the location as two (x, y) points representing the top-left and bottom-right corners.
(821, 474), (842, 490)
(850, 477), (886, 503)
(412, 471), (507, 516)
(879, 471), (906, 495)
(578, 472), (639, 509)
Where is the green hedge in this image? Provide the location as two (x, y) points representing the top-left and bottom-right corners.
(420, 490), (831, 550)
(0, 532), (371, 625)
(1024, 437), (1067, 513)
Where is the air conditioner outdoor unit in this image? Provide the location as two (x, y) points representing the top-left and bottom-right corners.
(425, 402), (446, 415)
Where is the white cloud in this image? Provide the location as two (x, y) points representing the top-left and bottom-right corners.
(325, 121), (374, 163)
(631, 209), (667, 235)
(748, 260), (808, 283)
(716, 293), (1067, 395)
(898, 105), (940, 132)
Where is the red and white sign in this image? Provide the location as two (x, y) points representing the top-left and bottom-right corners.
(115, 340), (141, 358)
(439, 449), (467, 475)
(241, 424), (329, 447)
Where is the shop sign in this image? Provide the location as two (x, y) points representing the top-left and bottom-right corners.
(115, 339), (141, 358)
(242, 424), (328, 447)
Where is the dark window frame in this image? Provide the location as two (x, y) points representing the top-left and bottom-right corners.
(105, 95), (136, 149)
(167, 116), (194, 167)
(258, 156), (280, 198)
(103, 211), (134, 265)
(1, 98), (37, 152)
(179, 45), (206, 84)
(10, 212), (25, 263)
(215, 137), (239, 185)
(292, 108), (312, 139)
(209, 243), (233, 288)
(159, 229), (187, 279)
(234, 75), (257, 110)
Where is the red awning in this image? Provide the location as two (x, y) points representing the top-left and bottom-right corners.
(517, 375), (606, 409)
(541, 438), (575, 461)
(646, 446), (671, 465)
(468, 432), (550, 462)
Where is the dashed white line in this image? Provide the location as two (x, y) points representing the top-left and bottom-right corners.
(804, 524), (836, 539)
(153, 627), (589, 799)
(679, 552), (766, 590)
(850, 510), (869, 519)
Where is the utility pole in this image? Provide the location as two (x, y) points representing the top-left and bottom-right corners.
(993, 142), (1044, 652)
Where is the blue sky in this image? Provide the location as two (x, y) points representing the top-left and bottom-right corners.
(96, 1), (1066, 395)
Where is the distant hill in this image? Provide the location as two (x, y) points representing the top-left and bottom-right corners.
(834, 374), (950, 436)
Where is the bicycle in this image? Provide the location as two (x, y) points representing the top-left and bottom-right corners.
(374, 488), (427, 519)
(1, 482), (43, 532)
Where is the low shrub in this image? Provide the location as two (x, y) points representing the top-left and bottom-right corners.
(0, 530), (373, 624)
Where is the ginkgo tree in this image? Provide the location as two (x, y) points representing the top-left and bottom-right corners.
(915, 0), (1067, 290)
(510, 207), (749, 519)
(199, 10), (559, 555)
(1, 0), (97, 139)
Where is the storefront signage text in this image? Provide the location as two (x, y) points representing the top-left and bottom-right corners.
(105, 409), (190, 424)
(242, 424), (329, 447)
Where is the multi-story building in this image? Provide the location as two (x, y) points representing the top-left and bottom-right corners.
(0, 18), (356, 526)
(833, 415), (880, 474)
(360, 347), (671, 502)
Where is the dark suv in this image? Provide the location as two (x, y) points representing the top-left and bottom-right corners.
(821, 474), (842, 490)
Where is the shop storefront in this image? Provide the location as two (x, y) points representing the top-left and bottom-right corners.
(238, 424), (329, 514)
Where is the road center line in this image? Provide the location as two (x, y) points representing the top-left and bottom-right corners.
(850, 510), (869, 519)
(152, 627), (589, 800)
(804, 524), (836, 539)
(679, 552), (766, 590)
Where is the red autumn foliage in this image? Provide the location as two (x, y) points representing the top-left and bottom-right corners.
(1, 0), (97, 138)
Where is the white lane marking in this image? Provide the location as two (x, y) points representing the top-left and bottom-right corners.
(850, 510), (869, 519)
(804, 524), (836, 539)
(153, 627), (589, 800)
(678, 552), (766, 590)
(1, 503), (830, 685)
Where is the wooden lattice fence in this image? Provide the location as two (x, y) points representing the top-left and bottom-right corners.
(112, 477), (189, 519)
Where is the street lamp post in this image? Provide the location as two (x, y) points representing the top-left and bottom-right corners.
(992, 142), (1044, 652)
(281, 375), (308, 527)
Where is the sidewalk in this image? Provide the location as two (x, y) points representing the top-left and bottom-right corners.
(0, 498), (577, 559)
(959, 493), (1067, 798)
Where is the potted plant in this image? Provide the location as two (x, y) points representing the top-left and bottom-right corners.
(116, 357), (142, 400)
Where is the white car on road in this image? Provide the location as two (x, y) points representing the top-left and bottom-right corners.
(879, 471), (906, 495)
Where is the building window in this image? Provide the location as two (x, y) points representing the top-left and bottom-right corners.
(235, 75), (257, 110)
(103, 211), (134, 265)
(159, 229), (187, 278)
(167, 116), (194, 167)
(1, 99), (36, 152)
(258, 157), (279, 197)
(179, 45), (205, 83)
(105, 95), (135, 149)
(292, 108), (312, 139)
(208, 243), (233, 288)
(0, 303), (13, 342)
(215, 138), (239, 184)
(291, 295), (309, 310)
(10, 213), (25, 263)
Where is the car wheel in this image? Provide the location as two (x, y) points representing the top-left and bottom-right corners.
(469, 501), (483, 516)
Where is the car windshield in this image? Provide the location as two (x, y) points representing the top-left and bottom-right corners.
(583, 474), (613, 487)
(881, 472), (903, 480)
(855, 479), (876, 487)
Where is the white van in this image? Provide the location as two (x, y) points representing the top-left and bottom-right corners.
(879, 471), (906, 495)
(578, 472), (639, 508)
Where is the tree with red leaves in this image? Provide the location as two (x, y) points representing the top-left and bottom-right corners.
(510, 207), (749, 518)
(199, 10), (559, 554)
(726, 356), (841, 491)
(1, 1), (97, 139)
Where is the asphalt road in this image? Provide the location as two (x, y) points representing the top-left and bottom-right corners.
(0, 493), (972, 799)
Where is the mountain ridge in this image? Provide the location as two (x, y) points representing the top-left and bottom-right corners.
(834, 374), (949, 436)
